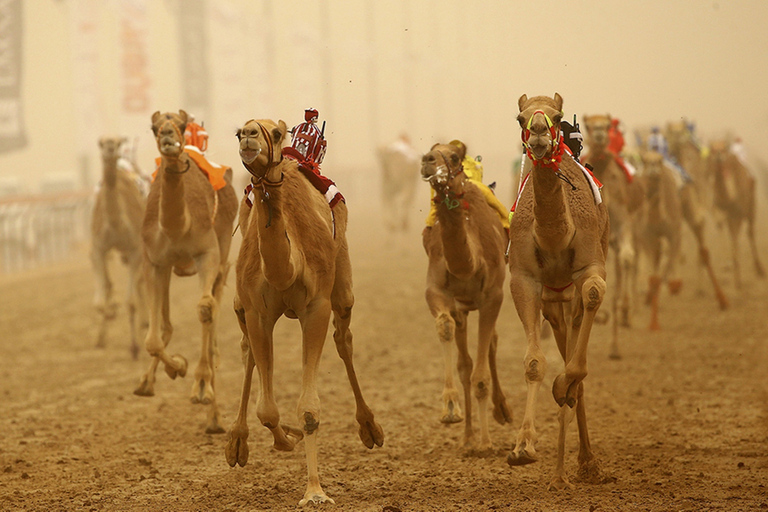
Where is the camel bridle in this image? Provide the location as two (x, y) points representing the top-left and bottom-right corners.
(425, 150), (468, 211)
(521, 110), (561, 159)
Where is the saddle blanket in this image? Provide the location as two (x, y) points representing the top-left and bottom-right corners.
(153, 145), (230, 191)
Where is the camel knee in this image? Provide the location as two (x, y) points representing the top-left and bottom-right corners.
(198, 295), (217, 323)
(435, 313), (455, 343)
(583, 276), (606, 312)
(144, 332), (164, 356)
(524, 352), (547, 383)
(471, 372), (490, 401)
(302, 411), (320, 435)
(256, 402), (280, 430)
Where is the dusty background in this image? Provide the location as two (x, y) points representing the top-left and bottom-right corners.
(0, 186), (767, 511)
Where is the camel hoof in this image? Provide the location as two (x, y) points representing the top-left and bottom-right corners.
(164, 355), (188, 380)
(359, 419), (385, 449)
(552, 374), (577, 408)
(272, 424), (303, 451)
(190, 379), (214, 405)
(440, 400), (463, 424)
(575, 457), (615, 484)
(133, 377), (154, 397)
(299, 491), (335, 507)
(507, 448), (537, 466)
(548, 474), (575, 491)
(224, 429), (249, 467)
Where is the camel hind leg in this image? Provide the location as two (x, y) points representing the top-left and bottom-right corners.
(471, 296), (504, 453)
(452, 310), (473, 447)
(489, 328), (512, 425)
(91, 247), (116, 349)
(331, 245), (384, 449)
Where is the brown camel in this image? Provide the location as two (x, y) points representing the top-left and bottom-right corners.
(91, 136), (147, 359)
(225, 119), (384, 506)
(635, 151), (685, 331)
(421, 142), (512, 452)
(706, 139), (765, 287)
(582, 114), (644, 359)
(664, 121), (729, 310)
(507, 93), (610, 490)
(377, 134), (421, 232)
(134, 110), (238, 435)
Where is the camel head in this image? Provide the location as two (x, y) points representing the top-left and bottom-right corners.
(583, 114), (612, 152)
(641, 150), (665, 181)
(517, 93), (564, 162)
(421, 142), (466, 194)
(664, 120), (692, 154)
(98, 136), (128, 162)
(236, 119), (288, 175)
(151, 110), (188, 158)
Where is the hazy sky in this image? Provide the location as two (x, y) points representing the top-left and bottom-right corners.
(2, 0), (767, 201)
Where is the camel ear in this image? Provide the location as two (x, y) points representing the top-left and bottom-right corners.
(517, 94), (528, 112)
(276, 120), (288, 144)
(553, 92), (563, 111)
(454, 143), (466, 161)
(178, 110), (188, 124)
(98, 137), (105, 148)
(151, 111), (161, 124)
(516, 113), (526, 128)
(235, 128), (242, 141)
(430, 143), (440, 151)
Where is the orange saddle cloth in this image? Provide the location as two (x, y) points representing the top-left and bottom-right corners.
(153, 146), (229, 191)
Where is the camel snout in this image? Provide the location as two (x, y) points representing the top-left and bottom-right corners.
(240, 147), (262, 164)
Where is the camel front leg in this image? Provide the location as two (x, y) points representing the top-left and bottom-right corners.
(298, 300), (333, 506)
(91, 247), (115, 348)
(225, 333), (255, 467)
(246, 308), (303, 452)
(427, 287), (462, 424)
(507, 275), (545, 466)
(190, 249), (221, 408)
(135, 262), (187, 397)
(126, 254), (144, 360)
(330, 276), (384, 450)
(453, 310), (473, 447)
(552, 272), (606, 409)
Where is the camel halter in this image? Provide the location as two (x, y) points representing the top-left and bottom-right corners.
(239, 122), (286, 228)
(425, 150), (469, 211)
(157, 119), (189, 174)
(241, 121), (283, 179)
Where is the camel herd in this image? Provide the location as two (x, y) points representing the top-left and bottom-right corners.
(89, 94), (764, 505)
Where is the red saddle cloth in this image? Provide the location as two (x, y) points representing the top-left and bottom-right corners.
(153, 146), (230, 191)
(282, 147), (344, 208)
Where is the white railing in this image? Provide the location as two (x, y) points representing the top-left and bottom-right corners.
(0, 190), (93, 273)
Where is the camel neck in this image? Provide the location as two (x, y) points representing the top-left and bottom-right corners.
(435, 184), (476, 280)
(102, 157), (118, 188)
(158, 157), (191, 240)
(532, 163), (574, 252)
(252, 162), (297, 290)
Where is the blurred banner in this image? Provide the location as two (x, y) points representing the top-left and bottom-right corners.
(120, 0), (151, 113)
(69, 0), (102, 154)
(179, 0), (209, 118)
(0, 0), (27, 152)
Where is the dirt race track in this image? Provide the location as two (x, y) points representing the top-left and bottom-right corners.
(1, 184), (767, 512)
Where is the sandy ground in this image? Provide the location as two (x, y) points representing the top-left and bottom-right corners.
(1, 178), (767, 512)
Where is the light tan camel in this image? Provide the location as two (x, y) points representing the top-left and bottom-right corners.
(664, 121), (729, 310)
(507, 94), (610, 490)
(91, 137), (147, 359)
(225, 119), (384, 506)
(377, 134), (421, 232)
(134, 110), (238, 435)
(582, 114), (644, 359)
(421, 142), (512, 452)
(706, 139), (765, 287)
(635, 151), (685, 330)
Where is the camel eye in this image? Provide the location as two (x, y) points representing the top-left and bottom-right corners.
(235, 129), (242, 141)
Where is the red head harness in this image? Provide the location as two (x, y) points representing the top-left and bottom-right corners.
(521, 110), (564, 170)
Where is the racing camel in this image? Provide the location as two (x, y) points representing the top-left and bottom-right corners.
(90, 136), (147, 359)
(507, 93), (610, 490)
(224, 118), (384, 506)
(421, 141), (513, 452)
(134, 110), (238, 435)
(706, 139), (765, 288)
